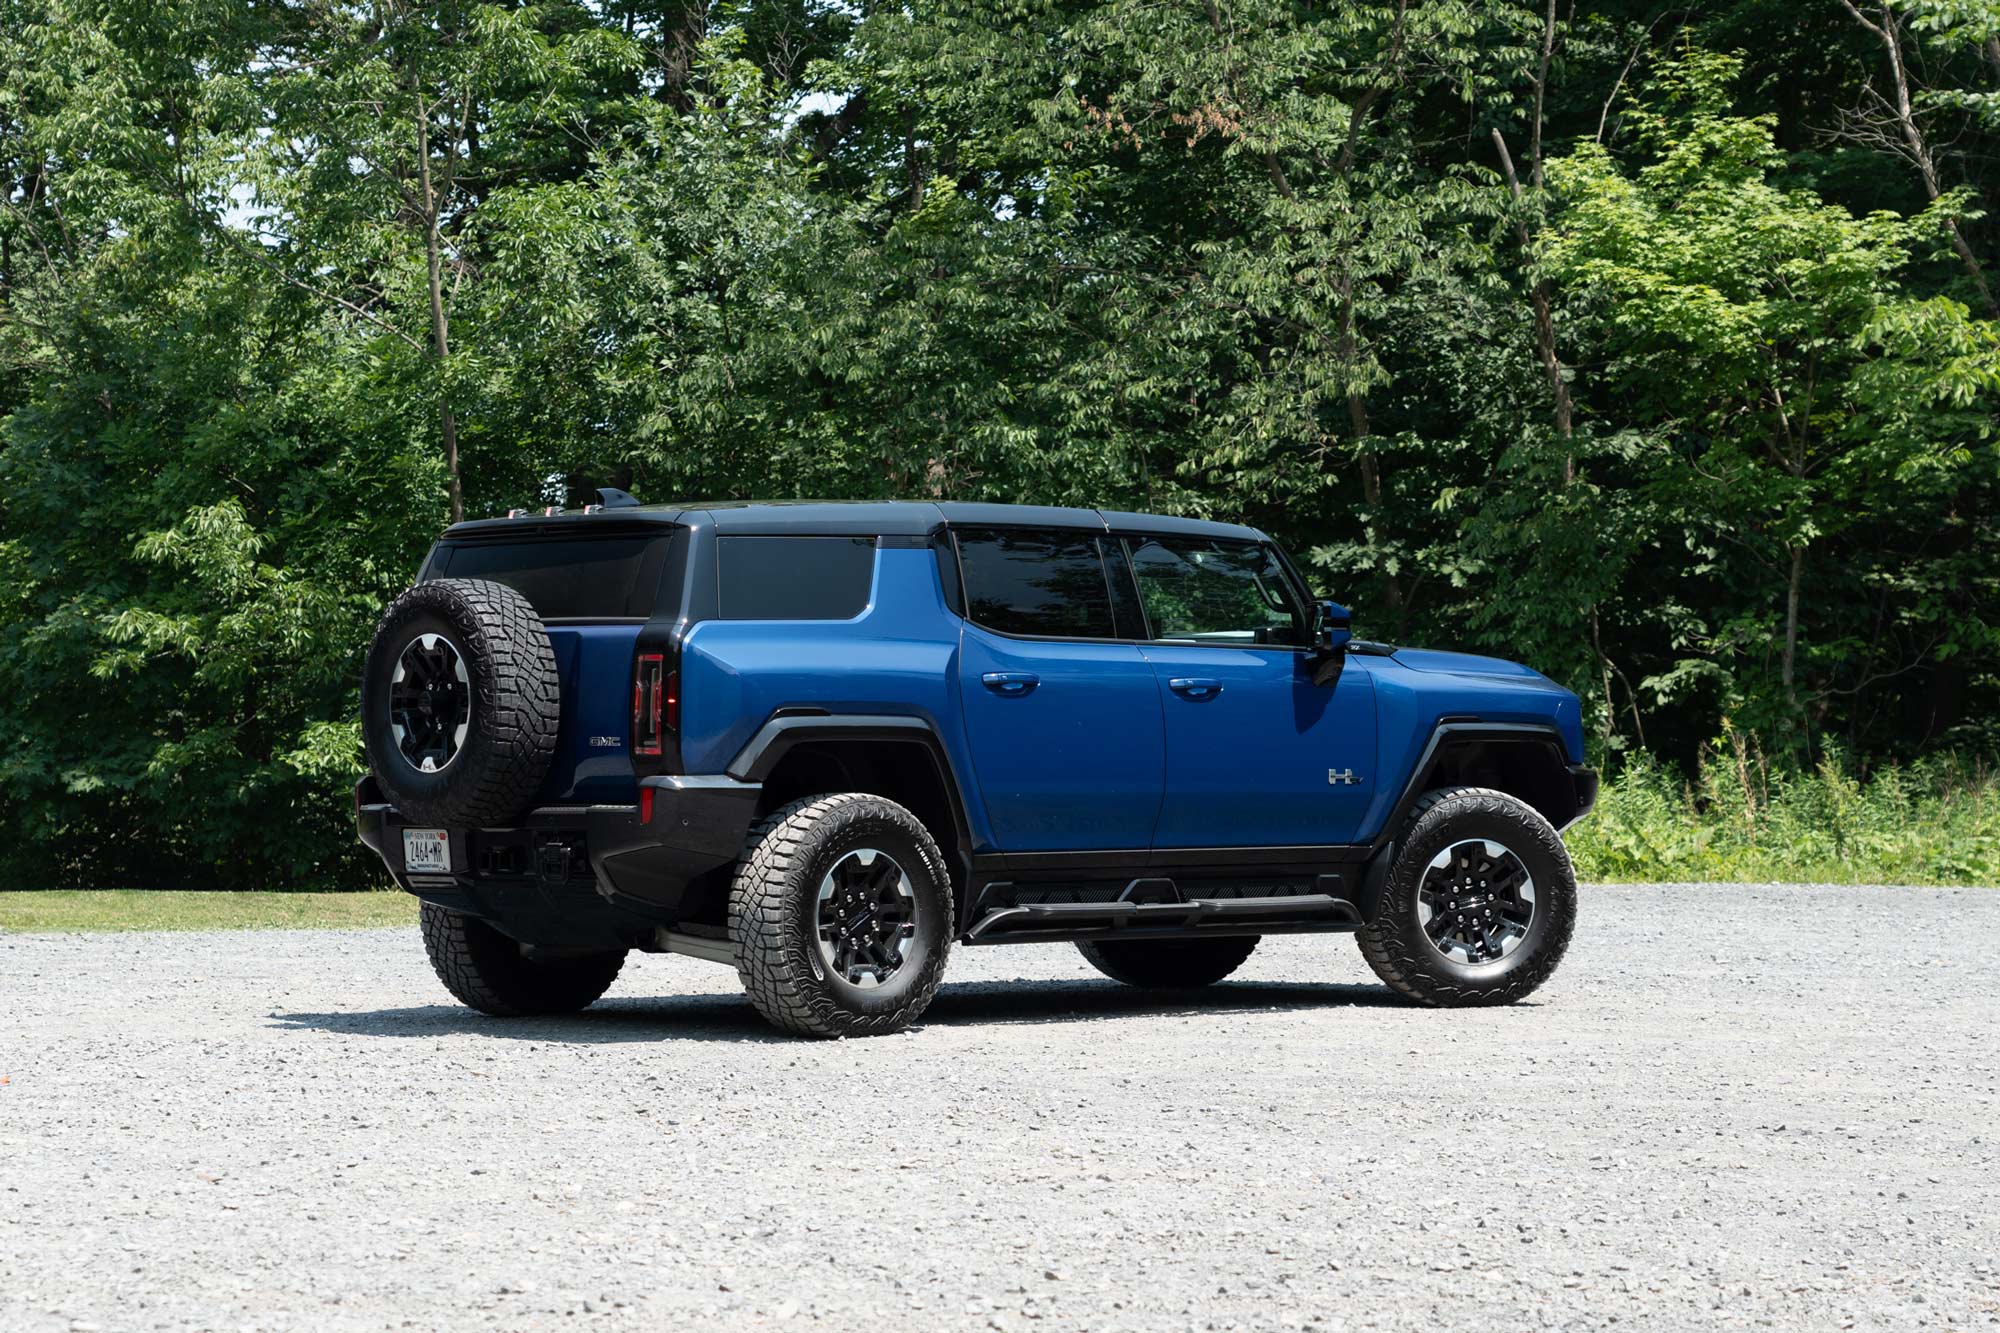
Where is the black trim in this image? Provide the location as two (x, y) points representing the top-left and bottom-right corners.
(727, 714), (939, 782)
(1102, 538), (1148, 642)
(995, 843), (1372, 873)
(962, 842), (1382, 943)
(354, 773), (764, 948)
(1370, 721), (1592, 854)
(964, 892), (1361, 945)
(1567, 763), (1600, 829)
(724, 712), (979, 906)
(930, 528), (965, 616)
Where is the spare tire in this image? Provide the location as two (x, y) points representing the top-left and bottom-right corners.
(360, 578), (559, 827)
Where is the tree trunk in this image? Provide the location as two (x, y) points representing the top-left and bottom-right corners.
(414, 91), (463, 524)
(1491, 133), (1575, 480)
(1839, 1), (1998, 317)
(1782, 543), (1804, 717)
(1337, 274), (1402, 614)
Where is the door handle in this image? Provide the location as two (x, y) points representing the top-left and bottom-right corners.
(981, 672), (1040, 695)
(1168, 677), (1224, 699)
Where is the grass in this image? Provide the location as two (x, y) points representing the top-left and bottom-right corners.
(1567, 752), (2000, 886)
(0, 890), (417, 933)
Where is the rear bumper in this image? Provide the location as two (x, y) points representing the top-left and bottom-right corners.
(355, 773), (761, 947)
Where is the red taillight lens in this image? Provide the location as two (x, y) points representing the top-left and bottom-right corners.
(664, 669), (679, 734)
(634, 653), (665, 757)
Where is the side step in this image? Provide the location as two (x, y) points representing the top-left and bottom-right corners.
(964, 893), (1362, 945)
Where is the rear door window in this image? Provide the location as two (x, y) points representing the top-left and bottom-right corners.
(954, 529), (1117, 639)
(718, 535), (876, 620)
(432, 531), (676, 619)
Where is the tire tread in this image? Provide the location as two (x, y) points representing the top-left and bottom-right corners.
(419, 902), (624, 1016)
(362, 578), (559, 827)
(1357, 785), (1576, 1007)
(728, 793), (953, 1038)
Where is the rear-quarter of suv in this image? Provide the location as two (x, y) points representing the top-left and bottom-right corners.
(356, 498), (1596, 1036)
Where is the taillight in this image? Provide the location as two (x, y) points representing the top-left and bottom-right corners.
(634, 653), (665, 756)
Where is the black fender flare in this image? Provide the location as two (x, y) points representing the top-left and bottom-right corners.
(1366, 720), (1596, 860)
(726, 713), (978, 914)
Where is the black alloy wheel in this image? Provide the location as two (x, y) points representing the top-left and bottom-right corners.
(1357, 785), (1577, 1007)
(390, 632), (472, 774)
(814, 848), (920, 987)
(1416, 837), (1537, 967)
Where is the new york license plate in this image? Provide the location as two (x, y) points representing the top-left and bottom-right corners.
(402, 829), (451, 874)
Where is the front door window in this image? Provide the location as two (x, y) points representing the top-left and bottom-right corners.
(1126, 537), (1306, 646)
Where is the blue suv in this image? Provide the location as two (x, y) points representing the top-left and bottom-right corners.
(356, 497), (1597, 1036)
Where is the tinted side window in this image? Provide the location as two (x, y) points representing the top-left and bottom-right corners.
(1126, 537), (1305, 645)
(718, 536), (876, 620)
(955, 529), (1116, 639)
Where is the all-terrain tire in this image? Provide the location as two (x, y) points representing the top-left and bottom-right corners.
(419, 903), (625, 1016)
(728, 793), (954, 1038)
(1076, 936), (1259, 988)
(360, 578), (559, 828)
(1358, 785), (1576, 1006)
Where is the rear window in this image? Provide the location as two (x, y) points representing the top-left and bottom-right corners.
(431, 532), (675, 619)
(954, 529), (1117, 639)
(718, 536), (876, 620)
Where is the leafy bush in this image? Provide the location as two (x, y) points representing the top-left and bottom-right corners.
(1569, 753), (2000, 886)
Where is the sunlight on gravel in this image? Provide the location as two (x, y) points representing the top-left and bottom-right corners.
(2, 883), (1996, 1332)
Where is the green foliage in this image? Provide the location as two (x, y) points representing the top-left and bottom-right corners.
(3, 0), (1999, 886)
(1569, 752), (2000, 885)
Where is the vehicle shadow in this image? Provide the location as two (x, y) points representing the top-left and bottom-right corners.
(267, 977), (1399, 1045)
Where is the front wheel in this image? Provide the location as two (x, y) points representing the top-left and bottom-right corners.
(1357, 786), (1576, 1006)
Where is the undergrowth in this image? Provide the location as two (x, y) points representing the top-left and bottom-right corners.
(1567, 752), (2000, 886)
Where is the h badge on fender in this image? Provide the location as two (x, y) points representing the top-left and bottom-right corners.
(1328, 768), (1361, 786)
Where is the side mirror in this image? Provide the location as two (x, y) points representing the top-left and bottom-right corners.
(1315, 600), (1353, 655)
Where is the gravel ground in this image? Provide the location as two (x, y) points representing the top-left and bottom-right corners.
(3, 883), (1997, 1333)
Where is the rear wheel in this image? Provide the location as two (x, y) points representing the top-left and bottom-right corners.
(419, 903), (625, 1016)
(728, 793), (954, 1038)
(1358, 786), (1576, 1006)
(1076, 936), (1259, 988)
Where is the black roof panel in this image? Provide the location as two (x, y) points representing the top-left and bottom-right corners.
(445, 499), (1269, 543)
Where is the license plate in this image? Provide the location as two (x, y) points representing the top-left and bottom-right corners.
(402, 829), (451, 874)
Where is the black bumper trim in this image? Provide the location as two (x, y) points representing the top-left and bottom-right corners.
(1564, 764), (1600, 830)
(353, 773), (763, 939)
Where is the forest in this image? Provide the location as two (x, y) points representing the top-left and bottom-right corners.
(2, 0), (1997, 888)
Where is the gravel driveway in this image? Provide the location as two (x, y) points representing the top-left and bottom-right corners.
(3, 883), (1997, 1332)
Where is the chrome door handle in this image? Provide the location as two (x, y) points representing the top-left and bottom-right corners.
(1168, 677), (1223, 699)
(981, 672), (1040, 695)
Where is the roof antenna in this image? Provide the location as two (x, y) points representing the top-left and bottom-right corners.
(595, 487), (640, 509)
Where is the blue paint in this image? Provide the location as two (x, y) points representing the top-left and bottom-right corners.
(1140, 646), (1378, 846)
(532, 512), (1587, 852)
(957, 626), (1165, 851)
(537, 624), (646, 802)
(678, 547), (1001, 850)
